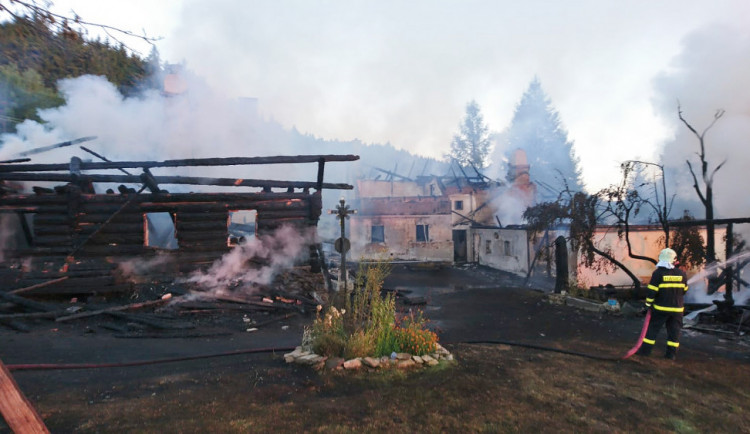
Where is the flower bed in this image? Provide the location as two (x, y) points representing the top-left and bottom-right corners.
(287, 261), (453, 371)
(284, 343), (454, 371)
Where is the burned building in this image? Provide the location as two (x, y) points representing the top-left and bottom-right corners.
(0, 153), (358, 296)
(348, 158), (535, 266)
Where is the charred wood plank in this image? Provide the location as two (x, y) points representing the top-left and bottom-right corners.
(33, 225), (73, 236)
(0, 154), (359, 172)
(67, 185), (147, 258)
(177, 242), (231, 252)
(0, 310), (66, 320)
(0, 319), (31, 332)
(31, 235), (74, 246)
(11, 282), (129, 296)
(76, 233), (145, 245)
(76, 213), (143, 224)
(55, 297), (174, 322)
(176, 231), (229, 242)
(16, 276), (113, 289)
(0, 291), (58, 312)
(0, 194), (69, 205)
(176, 220), (229, 231)
(41, 245), (145, 256)
(0, 172), (354, 190)
(105, 311), (195, 329)
(175, 212), (228, 222)
(34, 214), (72, 225)
(9, 276), (69, 294)
(75, 222), (144, 234)
(0, 205), (67, 214)
(14, 136), (96, 158)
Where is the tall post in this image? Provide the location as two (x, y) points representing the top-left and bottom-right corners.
(329, 198), (356, 291)
(725, 222), (734, 305)
(554, 236), (569, 294)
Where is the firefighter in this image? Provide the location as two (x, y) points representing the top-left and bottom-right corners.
(637, 248), (689, 360)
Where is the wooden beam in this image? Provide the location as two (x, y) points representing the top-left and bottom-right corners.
(0, 172), (354, 190)
(55, 297), (173, 322)
(9, 277), (69, 294)
(0, 154), (360, 173)
(0, 358), (50, 433)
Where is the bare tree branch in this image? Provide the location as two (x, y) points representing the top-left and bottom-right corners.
(686, 160), (707, 205)
(1, 0), (161, 53)
(709, 158), (728, 184)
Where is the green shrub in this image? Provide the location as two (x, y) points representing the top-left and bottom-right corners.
(308, 260), (439, 359)
(343, 330), (375, 359)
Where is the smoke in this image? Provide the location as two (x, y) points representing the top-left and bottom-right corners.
(684, 250), (750, 306)
(0, 73), (303, 184)
(117, 253), (175, 282)
(490, 190), (528, 227)
(185, 225), (316, 295)
(652, 24), (750, 222)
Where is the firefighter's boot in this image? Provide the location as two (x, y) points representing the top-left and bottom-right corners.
(665, 345), (677, 360)
(636, 340), (654, 357)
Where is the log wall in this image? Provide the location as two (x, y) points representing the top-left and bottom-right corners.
(0, 187), (323, 292)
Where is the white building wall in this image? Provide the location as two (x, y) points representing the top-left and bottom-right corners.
(474, 228), (529, 277)
(350, 214), (453, 262)
(576, 226), (727, 287)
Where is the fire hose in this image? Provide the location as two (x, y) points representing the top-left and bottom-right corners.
(5, 312), (652, 371)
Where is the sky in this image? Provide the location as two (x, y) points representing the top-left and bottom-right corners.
(22, 0), (750, 194)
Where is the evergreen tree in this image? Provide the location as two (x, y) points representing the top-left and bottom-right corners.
(504, 78), (583, 200)
(0, 10), (150, 131)
(450, 100), (491, 169)
(0, 63), (64, 133)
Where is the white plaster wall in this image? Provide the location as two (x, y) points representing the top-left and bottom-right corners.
(350, 214), (453, 261)
(576, 227), (727, 287)
(474, 228), (529, 277)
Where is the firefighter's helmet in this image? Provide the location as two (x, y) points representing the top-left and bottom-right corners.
(658, 248), (677, 265)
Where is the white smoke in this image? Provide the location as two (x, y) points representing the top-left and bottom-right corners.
(653, 24), (750, 221)
(0, 73), (303, 184)
(651, 24), (750, 304)
(117, 253), (175, 282)
(185, 225), (316, 295)
(490, 190), (528, 227)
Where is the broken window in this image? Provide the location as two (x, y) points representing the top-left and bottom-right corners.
(228, 210), (257, 246)
(486, 240), (492, 254)
(371, 225), (385, 243)
(416, 224), (429, 242)
(504, 240), (512, 256)
(454, 200), (464, 210)
(144, 212), (178, 249)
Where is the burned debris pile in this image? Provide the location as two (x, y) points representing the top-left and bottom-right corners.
(0, 151), (358, 335)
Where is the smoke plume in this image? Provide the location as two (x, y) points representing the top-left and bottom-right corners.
(185, 225), (316, 295)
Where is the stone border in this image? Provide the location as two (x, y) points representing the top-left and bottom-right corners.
(284, 343), (454, 371)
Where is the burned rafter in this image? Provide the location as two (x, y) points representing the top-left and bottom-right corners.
(0, 172), (354, 190)
(368, 165), (414, 182)
(13, 136), (96, 158)
(0, 154), (359, 172)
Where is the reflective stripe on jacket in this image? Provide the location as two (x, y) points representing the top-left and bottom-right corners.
(646, 266), (689, 313)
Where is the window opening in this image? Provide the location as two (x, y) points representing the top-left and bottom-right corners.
(454, 200), (464, 210)
(144, 212), (178, 249)
(371, 225), (385, 243)
(228, 210), (257, 246)
(416, 224), (429, 242)
(504, 240), (512, 256)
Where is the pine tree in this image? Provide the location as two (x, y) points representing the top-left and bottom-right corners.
(504, 78), (583, 200)
(450, 100), (491, 169)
